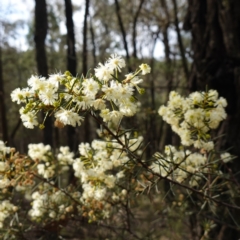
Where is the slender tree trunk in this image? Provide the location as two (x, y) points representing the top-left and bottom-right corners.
(64, 0), (77, 151)
(172, 0), (189, 81)
(114, 0), (130, 69)
(82, 0), (89, 76)
(146, 31), (160, 157)
(0, 46), (8, 143)
(160, 0), (172, 74)
(34, 0), (53, 146)
(184, 0), (240, 238)
(132, 0), (145, 59)
(90, 17), (97, 67)
(82, 0), (90, 143)
(34, 0), (48, 78)
(65, 0), (77, 76)
(158, 0), (175, 150)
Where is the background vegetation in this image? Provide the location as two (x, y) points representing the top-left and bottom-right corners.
(1, 0), (240, 239)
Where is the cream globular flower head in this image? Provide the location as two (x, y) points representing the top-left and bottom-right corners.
(28, 143), (51, 162)
(106, 53), (126, 72)
(94, 63), (113, 82)
(54, 108), (84, 127)
(0, 200), (17, 228)
(10, 88), (22, 104)
(48, 72), (65, 85)
(19, 107), (39, 129)
(82, 78), (100, 97)
(139, 63), (151, 75)
(220, 152), (233, 163)
(0, 141), (11, 158)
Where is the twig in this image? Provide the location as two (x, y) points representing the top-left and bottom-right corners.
(90, 113), (240, 211)
(32, 173), (82, 206)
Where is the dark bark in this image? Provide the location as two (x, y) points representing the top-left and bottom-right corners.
(184, 0), (240, 238)
(64, 0), (77, 150)
(34, 0), (48, 77)
(82, 0), (89, 76)
(10, 119), (21, 142)
(90, 17), (97, 67)
(65, 0), (77, 76)
(114, 0), (130, 67)
(158, 0), (175, 151)
(184, 0), (240, 147)
(172, 0), (189, 80)
(0, 46), (8, 143)
(82, 0), (90, 143)
(34, 0), (53, 146)
(132, 0), (145, 58)
(145, 30), (161, 158)
(160, 0), (173, 89)
(162, 25), (171, 70)
(160, 0), (171, 70)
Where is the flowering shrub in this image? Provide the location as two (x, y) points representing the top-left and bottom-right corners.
(0, 55), (238, 238)
(11, 54), (148, 129)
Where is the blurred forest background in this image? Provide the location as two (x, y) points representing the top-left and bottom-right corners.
(0, 0), (191, 154)
(1, 0), (240, 239)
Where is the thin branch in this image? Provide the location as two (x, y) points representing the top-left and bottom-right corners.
(32, 173), (82, 206)
(90, 113), (240, 211)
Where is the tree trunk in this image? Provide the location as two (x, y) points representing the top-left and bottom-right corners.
(0, 46), (8, 143)
(82, 0), (89, 76)
(65, 0), (76, 76)
(64, 0), (77, 151)
(172, 0), (189, 80)
(114, 0), (130, 69)
(82, 0), (90, 143)
(132, 0), (145, 59)
(90, 17), (97, 67)
(184, 0), (240, 238)
(34, 0), (53, 146)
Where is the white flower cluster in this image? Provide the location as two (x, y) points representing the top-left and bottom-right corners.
(0, 141), (11, 158)
(11, 54), (150, 128)
(25, 129), (143, 222)
(158, 90), (227, 151)
(152, 90), (230, 187)
(28, 143), (52, 161)
(0, 141), (11, 189)
(220, 152), (234, 163)
(0, 174), (10, 189)
(0, 200), (17, 228)
(73, 131), (143, 220)
(29, 185), (80, 221)
(152, 145), (208, 187)
(28, 143), (74, 179)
